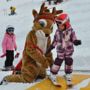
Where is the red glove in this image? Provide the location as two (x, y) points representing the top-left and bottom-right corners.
(0, 53), (6, 58)
(15, 52), (20, 58)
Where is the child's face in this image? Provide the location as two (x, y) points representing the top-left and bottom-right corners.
(8, 31), (14, 35)
(57, 24), (66, 31)
(7, 29), (14, 35)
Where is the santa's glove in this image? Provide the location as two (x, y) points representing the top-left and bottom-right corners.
(0, 53), (6, 58)
(45, 45), (55, 55)
(74, 40), (81, 46)
(15, 52), (20, 58)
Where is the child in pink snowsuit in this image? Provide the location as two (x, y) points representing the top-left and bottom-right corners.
(1, 26), (17, 70)
(46, 13), (81, 86)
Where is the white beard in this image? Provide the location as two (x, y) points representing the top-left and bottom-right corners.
(35, 30), (48, 54)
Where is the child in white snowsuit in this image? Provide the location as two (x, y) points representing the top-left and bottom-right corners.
(46, 13), (81, 86)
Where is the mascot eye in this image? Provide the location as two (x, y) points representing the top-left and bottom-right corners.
(39, 19), (47, 27)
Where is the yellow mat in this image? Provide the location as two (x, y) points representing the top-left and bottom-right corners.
(26, 74), (90, 90)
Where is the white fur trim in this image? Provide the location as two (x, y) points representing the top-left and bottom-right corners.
(36, 30), (48, 54)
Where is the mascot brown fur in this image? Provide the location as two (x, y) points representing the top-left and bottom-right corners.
(3, 3), (63, 83)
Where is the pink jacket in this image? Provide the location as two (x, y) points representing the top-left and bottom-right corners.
(52, 27), (77, 54)
(2, 33), (17, 54)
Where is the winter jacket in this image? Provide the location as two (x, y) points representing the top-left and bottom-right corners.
(52, 27), (77, 54)
(2, 33), (17, 54)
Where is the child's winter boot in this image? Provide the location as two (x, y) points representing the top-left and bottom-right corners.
(65, 74), (73, 87)
(48, 73), (57, 84)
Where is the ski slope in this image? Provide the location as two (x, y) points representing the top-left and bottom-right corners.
(0, 0), (90, 90)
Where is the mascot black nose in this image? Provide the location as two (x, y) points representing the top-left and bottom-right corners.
(45, 34), (49, 37)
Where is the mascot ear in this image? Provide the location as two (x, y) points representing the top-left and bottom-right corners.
(32, 9), (38, 19)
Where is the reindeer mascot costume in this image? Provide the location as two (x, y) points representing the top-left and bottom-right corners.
(0, 3), (63, 84)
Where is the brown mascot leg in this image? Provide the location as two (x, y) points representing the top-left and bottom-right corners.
(4, 64), (41, 83)
(38, 67), (46, 79)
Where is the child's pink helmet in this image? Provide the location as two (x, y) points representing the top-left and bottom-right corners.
(55, 13), (71, 29)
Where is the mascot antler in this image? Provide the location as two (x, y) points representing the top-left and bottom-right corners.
(39, 3), (46, 14)
(33, 3), (63, 22)
(52, 7), (63, 15)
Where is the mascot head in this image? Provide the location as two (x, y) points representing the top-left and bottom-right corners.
(32, 3), (63, 37)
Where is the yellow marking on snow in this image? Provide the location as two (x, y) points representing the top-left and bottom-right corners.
(72, 74), (90, 85)
(80, 82), (90, 90)
(26, 74), (90, 90)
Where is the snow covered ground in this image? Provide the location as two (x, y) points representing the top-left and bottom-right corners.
(0, 0), (90, 90)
